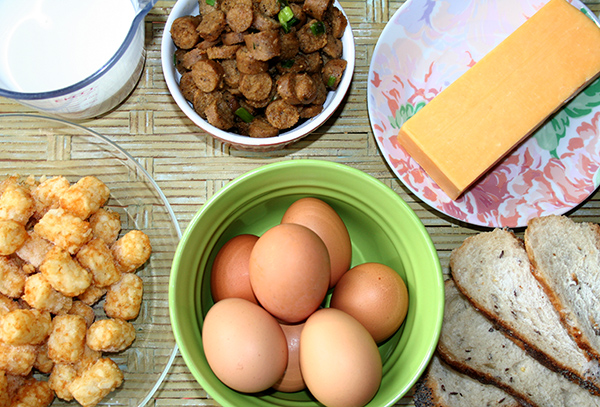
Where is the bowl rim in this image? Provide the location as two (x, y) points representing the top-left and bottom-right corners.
(0, 1), (157, 100)
(160, 0), (356, 149)
(0, 112), (182, 407)
(169, 159), (444, 406)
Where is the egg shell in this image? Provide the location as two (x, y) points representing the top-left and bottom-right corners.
(210, 234), (259, 304)
(249, 223), (330, 323)
(330, 262), (409, 343)
(272, 322), (306, 393)
(201, 298), (288, 393)
(281, 197), (352, 288)
(300, 308), (382, 407)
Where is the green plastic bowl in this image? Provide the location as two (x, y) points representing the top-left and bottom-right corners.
(169, 159), (444, 406)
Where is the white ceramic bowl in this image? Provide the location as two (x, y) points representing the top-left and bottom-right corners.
(161, 0), (355, 151)
(0, 113), (181, 406)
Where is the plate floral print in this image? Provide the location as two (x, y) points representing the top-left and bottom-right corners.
(367, 0), (600, 227)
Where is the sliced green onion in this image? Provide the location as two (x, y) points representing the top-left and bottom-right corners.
(279, 6), (294, 23)
(277, 0), (289, 7)
(235, 107), (254, 123)
(278, 6), (297, 33)
(280, 59), (295, 69)
(206, 0), (215, 6)
(310, 21), (325, 36)
(327, 75), (336, 87)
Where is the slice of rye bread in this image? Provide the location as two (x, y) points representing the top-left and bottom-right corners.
(414, 353), (521, 407)
(450, 228), (600, 394)
(525, 215), (600, 362)
(438, 279), (600, 407)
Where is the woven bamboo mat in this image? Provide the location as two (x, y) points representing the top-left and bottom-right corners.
(2, 0), (600, 405)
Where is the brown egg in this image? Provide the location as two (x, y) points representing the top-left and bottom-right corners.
(210, 234), (258, 304)
(249, 223), (330, 323)
(272, 322), (306, 393)
(300, 308), (381, 407)
(281, 197), (352, 288)
(330, 262), (409, 343)
(202, 298), (288, 393)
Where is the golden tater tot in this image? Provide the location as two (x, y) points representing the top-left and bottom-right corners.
(86, 318), (136, 353)
(0, 309), (51, 345)
(73, 345), (101, 375)
(0, 256), (26, 298)
(68, 358), (123, 407)
(33, 342), (54, 374)
(0, 293), (19, 317)
(104, 273), (143, 321)
(76, 238), (120, 288)
(59, 176), (110, 220)
(21, 273), (72, 315)
(10, 378), (54, 407)
(0, 370), (9, 407)
(0, 183), (34, 225)
(34, 208), (92, 255)
(6, 374), (29, 399)
(0, 220), (27, 256)
(68, 301), (95, 328)
(0, 342), (36, 376)
(47, 314), (87, 364)
(76, 285), (107, 307)
(39, 246), (92, 297)
(48, 363), (76, 401)
(111, 230), (151, 273)
(15, 231), (53, 269)
(89, 208), (121, 245)
(31, 176), (70, 220)
(0, 175), (18, 193)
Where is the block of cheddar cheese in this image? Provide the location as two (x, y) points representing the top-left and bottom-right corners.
(397, 0), (600, 200)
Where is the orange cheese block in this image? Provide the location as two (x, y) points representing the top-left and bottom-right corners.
(397, 0), (600, 201)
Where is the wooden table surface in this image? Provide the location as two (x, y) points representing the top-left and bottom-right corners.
(2, 0), (600, 405)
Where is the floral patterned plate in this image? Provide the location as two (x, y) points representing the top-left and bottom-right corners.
(367, 0), (600, 228)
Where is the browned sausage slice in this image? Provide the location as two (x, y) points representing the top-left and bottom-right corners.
(236, 47), (269, 74)
(207, 44), (242, 60)
(181, 48), (208, 70)
(265, 99), (299, 129)
(205, 95), (235, 130)
(251, 10), (281, 31)
(322, 34), (343, 59)
(299, 104), (323, 119)
(180, 71), (200, 102)
(304, 52), (322, 73)
(302, 0), (331, 21)
(239, 73), (273, 101)
(327, 6), (348, 39)
(296, 20), (327, 53)
(222, 31), (246, 45)
(244, 30), (281, 61)
(196, 10), (226, 41)
(192, 91), (221, 119)
(191, 59), (224, 92)
(248, 117), (280, 138)
(258, 0), (280, 17)
(226, 4), (254, 33)
(170, 16), (202, 49)
(221, 59), (241, 88)
(322, 58), (347, 90)
(280, 32), (300, 60)
(277, 73), (301, 105)
(294, 73), (317, 105)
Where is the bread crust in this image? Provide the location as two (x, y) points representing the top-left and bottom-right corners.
(415, 352), (521, 407)
(525, 215), (600, 362)
(450, 228), (600, 396)
(438, 279), (600, 407)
